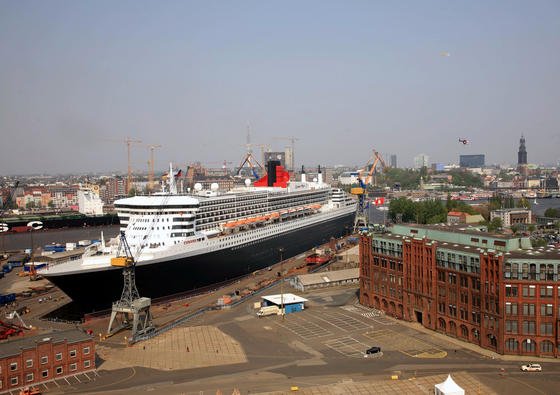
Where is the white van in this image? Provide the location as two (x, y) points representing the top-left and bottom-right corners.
(256, 305), (282, 317)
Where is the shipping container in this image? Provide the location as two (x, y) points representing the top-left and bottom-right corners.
(0, 293), (16, 306)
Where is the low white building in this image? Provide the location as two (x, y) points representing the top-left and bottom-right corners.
(289, 268), (359, 292)
(77, 188), (104, 215)
(338, 171), (360, 185)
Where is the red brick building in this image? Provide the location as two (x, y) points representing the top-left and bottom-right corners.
(0, 329), (95, 393)
(359, 224), (560, 357)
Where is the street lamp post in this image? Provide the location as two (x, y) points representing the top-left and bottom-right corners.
(279, 247), (285, 319)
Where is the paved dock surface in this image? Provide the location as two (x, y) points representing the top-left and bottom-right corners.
(97, 326), (247, 371)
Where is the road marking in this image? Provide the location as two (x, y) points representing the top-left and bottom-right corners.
(324, 336), (370, 357)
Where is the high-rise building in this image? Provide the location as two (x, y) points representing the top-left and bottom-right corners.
(284, 146), (294, 171)
(459, 154), (485, 168)
(413, 154), (429, 169)
(390, 154), (397, 168)
(518, 135), (527, 165)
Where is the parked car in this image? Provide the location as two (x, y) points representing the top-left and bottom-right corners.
(364, 346), (381, 357)
(521, 363), (542, 372)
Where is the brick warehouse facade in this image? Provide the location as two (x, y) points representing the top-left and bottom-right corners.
(0, 329), (95, 393)
(359, 224), (560, 357)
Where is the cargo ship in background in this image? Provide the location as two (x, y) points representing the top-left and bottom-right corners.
(0, 212), (118, 233)
(40, 161), (356, 313)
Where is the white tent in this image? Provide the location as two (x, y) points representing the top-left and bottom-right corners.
(434, 374), (465, 395)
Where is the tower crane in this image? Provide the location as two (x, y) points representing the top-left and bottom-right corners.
(125, 137), (143, 194)
(147, 144), (162, 192)
(102, 137), (142, 194)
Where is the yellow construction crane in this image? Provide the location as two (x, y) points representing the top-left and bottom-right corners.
(125, 137), (143, 194)
(147, 144), (162, 192)
(101, 137), (143, 194)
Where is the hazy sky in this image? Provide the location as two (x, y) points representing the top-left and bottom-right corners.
(1, 1), (559, 175)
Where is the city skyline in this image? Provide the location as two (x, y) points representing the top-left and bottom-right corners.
(1, 1), (559, 175)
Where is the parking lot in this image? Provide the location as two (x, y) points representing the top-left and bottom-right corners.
(261, 298), (447, 360)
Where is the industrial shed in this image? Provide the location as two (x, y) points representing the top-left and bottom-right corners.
(289, 268), (359, 292)
(261, 294), (308, 314)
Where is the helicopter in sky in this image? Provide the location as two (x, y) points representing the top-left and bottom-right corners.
(458, 138), (470, 145)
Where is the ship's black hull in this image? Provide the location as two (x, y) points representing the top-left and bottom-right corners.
(2, 213), (118, 231)
(45, 213), (355, 314)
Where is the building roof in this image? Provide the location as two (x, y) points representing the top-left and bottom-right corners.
(295, 268), (359, 286)
(371, 224), (560, 261)
(261, 293), (308, 305)
(447, 211), (466, 217)
(0, 329), (92, 359)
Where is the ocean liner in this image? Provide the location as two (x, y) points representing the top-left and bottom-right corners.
(40, 161), (356, 313)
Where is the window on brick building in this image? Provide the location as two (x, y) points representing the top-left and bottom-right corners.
(522, 321), (536, 335)
(505, 284), (517, 297)
(84, 346), (90, 355)
(10, 362), (17, 372)
(505, 338), (518, 351)
(540, 286), (553, 298)
(69, 349), (77, 358)
(41, 370), (48, 378)
(505, 320), (518, 333)
(56, 366), (63, 375)
(10, 377), (17, 386)
(25, 359), (32, 368)
(449, 305), (457, 317)
(472, 295), (481, 308)
(471, 278), (480, 290)
(70, 363), (77, 371)
(522, 339), (536, 352)
(522, 263), (529, 280)
(546, 264), (555, 281)
(541, 340), (554, 353)
(438, 271), (445, 282)
(26, 373), (33, 382)
(541, 304), (553, 316)
(522, 285), (535, 297)
(540, 322), (553, 335)
(84, 360), (91, 368)
(471, 312), (480, 323)
(41, 356), (48, 364)
(505, 302), (518, 315)
(448, 273), (456, 285)
(505, 262), (511, 278)
(438, 303), (446, 314)
(460, 276), (468, 288)
(529, 264), (537, 280)
(55, 352), (62, 361)
(523, 303), (535, 316)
